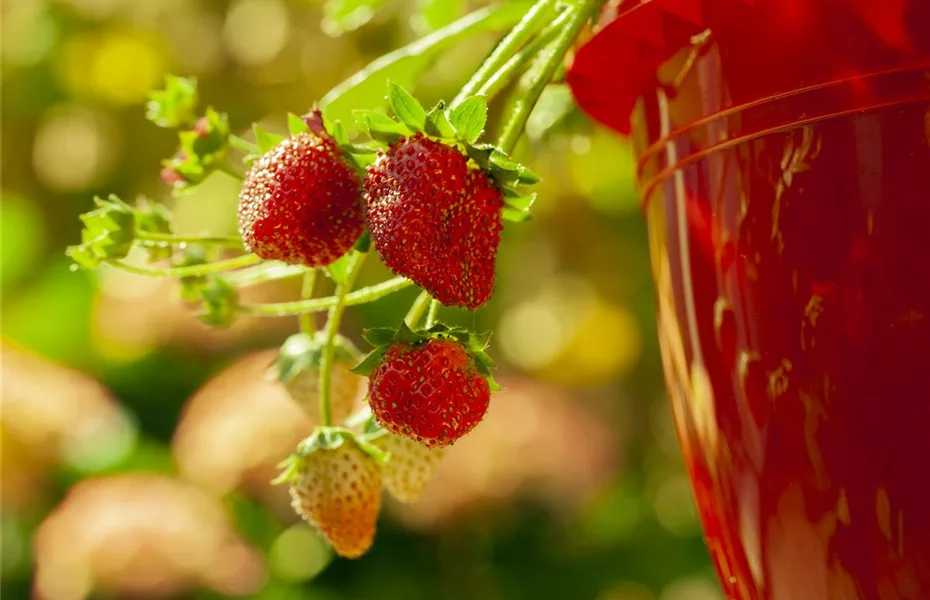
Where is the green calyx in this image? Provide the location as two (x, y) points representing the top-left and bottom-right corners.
(351, 320), (501, 391)
(146, 75), (198, 129)
(346, 81), (537, 223)
(164, 107), (231, 194)
(66, 194), (136, 269)
(271, 331), (361, 384)
(273, 426), (391, 484)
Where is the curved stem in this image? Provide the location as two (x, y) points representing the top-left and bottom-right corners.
(319, 252), (367, 426)
(218, 161), (244, 180)
(476, 8), (573, 102)
(135, 231), (245, 249)
(424, 299), (441, 328)
(238, 276), (413, 317)
(225, 262), (305, 286)
(405, 290), (432, 329)
(497, 0), (603, 154)
(108, 253), (260, 277)
(299, 269), (318, 335)
(229, 134), (259, 156)
(451, 0), (556, 107)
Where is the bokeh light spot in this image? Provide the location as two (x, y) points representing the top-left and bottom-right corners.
(224, 0), (290, 66)
(32, 105), (119, 192)
(269, 525), (332, 582)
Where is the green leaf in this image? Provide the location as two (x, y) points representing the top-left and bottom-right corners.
(362, 327), (396, 347)
(253, 124), (285, 154)
(351, 346), (388, 377)
(352, 109), (409, 143)
(146, 75), (198, 129)
(502, 206), (532, 222)
(448, 95), (487, 143)
(387, 82), (427, 131)
(320, 3), (533, 127)
(503, 192), (536, 212)
(413, 0), (465, 34)
(425, 103), (456, 138)
(287, 112), (311, 136)
(325, 252), (353, 284)
(321, 0), (390, 37)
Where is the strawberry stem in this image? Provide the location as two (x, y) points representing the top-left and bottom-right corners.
(229, 134), (260, 156)
(405, 290), (432, 328)
(299, 268), (318, 335)
(225, 262), (305, 286)
(134, 231), (245, 250)
(475, 7), (573, 102)
(496, 0), (604, 154)
(425, 298), (441, 328)
(450, 0), (557, 108)
(319, 251), (367, 427)
(237, 276), (414, 317)
(107, 253), (261, 277)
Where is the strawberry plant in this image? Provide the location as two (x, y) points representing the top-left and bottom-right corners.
(67, 0), (607, 558)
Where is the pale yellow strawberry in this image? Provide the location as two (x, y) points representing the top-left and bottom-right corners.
(373, 434), (445, 504)
(288, 437), (382, 558)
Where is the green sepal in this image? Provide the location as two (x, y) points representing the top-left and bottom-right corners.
(287, 112), (311, 136)
(448, 95), (487, 143)
(425, 102), (456, 138)
(146, 75), (198, 129)
(502, 207), (533, 223)
(275, 426), (390, 484)
(325, 252), (354, 284)
(329, 120), (350, 146)
(339, 144), (379, 170)
(66, 194), (136, 269)
(353, 230), (372, 253)
(176, 245), (210, 302)
(352, 109), (409, 144)
(362, 327), (397, 347)
(272, 332), (359, 383)
(501, 191), (536, 222)
(134, 198), (174, 262)
(197, 275), (238, 328)
(351, 346), (388, 377)
(387, 81), (427, 132)
(252, 123), (285, 154)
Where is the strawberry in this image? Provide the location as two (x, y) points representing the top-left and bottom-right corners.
(353, 84), (538, 310)
(365, 133), (504, 309)
(354, 324), (499, 448)
(284, 431), (383, 559)
(237, 121), (364, 267)
(372, 433), (445, 504)
(271, 333), (365, 424)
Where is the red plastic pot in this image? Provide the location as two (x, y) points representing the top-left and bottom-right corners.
(569, 2), (930, 598)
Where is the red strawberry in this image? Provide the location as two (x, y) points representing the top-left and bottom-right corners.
(238, 131), (364, 267)
(364, 133), (504, 309)
(372, 433), (445, 504)
(288, 436), (382, 558)
(367, 337), (491, 448)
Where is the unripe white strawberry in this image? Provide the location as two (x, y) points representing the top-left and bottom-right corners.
(372, 433), (445, 504)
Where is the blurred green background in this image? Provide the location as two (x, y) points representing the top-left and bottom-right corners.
(1, 0), (720, 598)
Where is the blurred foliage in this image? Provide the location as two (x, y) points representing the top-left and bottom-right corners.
(0, 0), (718, 598)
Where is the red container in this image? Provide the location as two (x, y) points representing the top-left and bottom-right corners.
(570, 1), (930, 599)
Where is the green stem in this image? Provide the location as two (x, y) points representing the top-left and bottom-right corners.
(425, 299), (441, 328)
(405, 290), (432, 329)
(108, 253), (261, 277)
(238, 276), (413, 317)
(225, 262), (305, 286)
(135, 231), (245, 249)
(476, 7), (572, 101)
(229, 134), (260, 156)
(319, 252), (367, 427)
(497, 0), (603, 154)
(451, 0), (556, 107)
(299, 269), (318, 335)
(218, 161), (244, 180)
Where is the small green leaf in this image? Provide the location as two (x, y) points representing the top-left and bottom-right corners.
(325, 252), (353, 284)
(502, 207), (532, 222)
(353, 230), (372, 253)
(425, 103), (456, 138)
(503, 192), (536, 212)
(351, 346), (388, 377)
(448, 95), (487, 143)
(362, 327), (396, 347)
(352, 109), (409, 143)
(253, 124), (285, 154)
(287, 112), (311, 136)
(146, 75), (198, 129)
(387, 82), (427, 131)
(321, 0), (390, 37)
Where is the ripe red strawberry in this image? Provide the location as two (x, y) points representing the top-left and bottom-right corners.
(288, 437), (382, 558)
(367, 337), (491, 448)
(364, 133), (504, 309)
(238, 131), (364, 267)
(372, 433), (445, 504)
